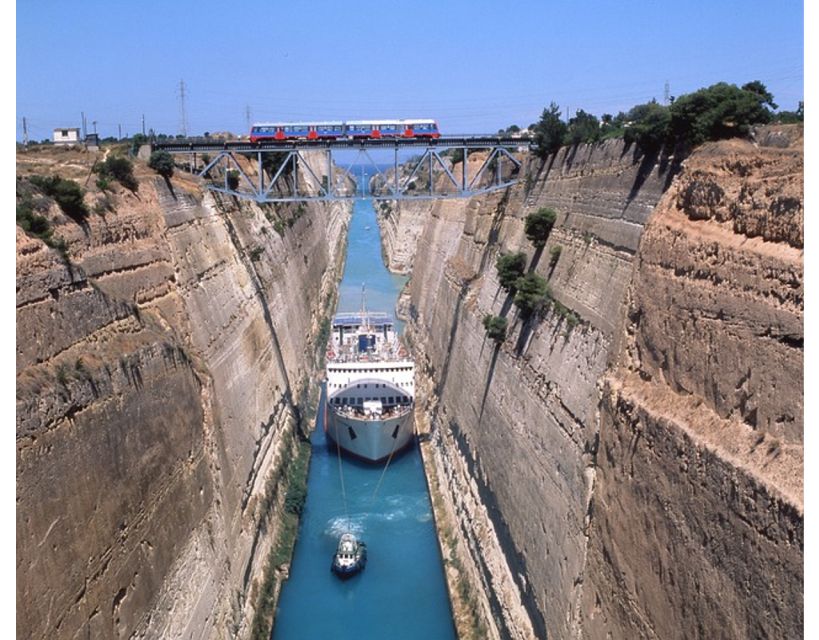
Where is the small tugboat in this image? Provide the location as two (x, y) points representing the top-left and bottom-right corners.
(331, 533), (367, 579)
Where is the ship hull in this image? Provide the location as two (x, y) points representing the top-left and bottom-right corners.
(326, 409), (414, 463)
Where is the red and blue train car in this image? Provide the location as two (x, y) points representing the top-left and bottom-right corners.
(249, 119), (440, 142)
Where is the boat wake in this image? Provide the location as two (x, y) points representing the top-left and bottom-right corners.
(325, 515), (365, 538)
(325, 495), (431, 536)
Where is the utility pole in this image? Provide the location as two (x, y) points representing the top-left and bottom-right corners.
(118, 124), (122, 140)
(245, 105), (252, 131)
(142, 114), (146, 136)
(81, 111), (87, 138)
(664, 80), (671, 104)
(92, 120), (97, 135)
(178, 80), (188, 138)
(22, 116), (29, 148)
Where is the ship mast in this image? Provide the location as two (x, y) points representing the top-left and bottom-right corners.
(360, 283), (369, 333)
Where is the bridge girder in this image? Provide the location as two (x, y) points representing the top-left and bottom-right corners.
(159, 140), (526, 202)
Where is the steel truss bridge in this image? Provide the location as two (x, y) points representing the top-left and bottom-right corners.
(151, 137), (534, 202)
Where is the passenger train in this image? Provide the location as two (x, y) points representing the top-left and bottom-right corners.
(249, 119), (440, 142)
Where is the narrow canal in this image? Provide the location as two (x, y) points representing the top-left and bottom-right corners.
(271, 180), (456, 639)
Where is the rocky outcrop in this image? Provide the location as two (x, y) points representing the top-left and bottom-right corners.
(384, 127), (802, 639)
(16, 160), (350, 639)
(582, 131), (803, 639)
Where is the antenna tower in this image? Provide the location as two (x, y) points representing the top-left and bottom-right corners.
(178, 80), (188, 137)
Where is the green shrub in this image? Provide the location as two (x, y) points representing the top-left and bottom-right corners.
(774, 101), (803, 124)
(564, 110), (601, 146)
(95, 176), (111, 192)
(96, 156), (139, 191)
(524, 208), (557, 248)
(482, 315), (508, 342)
(148, 150), (175, 178)
(249, 246), (265, 262)
(551, 298), (581, 330)
(533, 102), (568, 158)
(549, 245), (562, 267)
(29, 175), (89, 222)
(130, 133), (148, 155)
(16, 197), (53, 241)
(513, 273), (549, 317)
(668, 81), (774, 146)
(226, 170), (240, 190)
(447, 148), (465, 164)
(496, 252), (527, 291)
(623, 100), (671, 151)
(600, 112), (627, 140)
(56, 364), (69, 385)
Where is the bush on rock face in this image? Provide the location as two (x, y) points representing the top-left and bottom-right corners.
(513, 273), (549, 317)
(95, 156), (139, 191)
(496, 252), (527, 291)
(29, 175), (89, 222)
(524, 207), (558, 248)
(482, 315), (508, 342)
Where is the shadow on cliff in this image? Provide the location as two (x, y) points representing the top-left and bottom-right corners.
(478, 341), (502, 422)
(625, 145), (660, 206)
(624, 142), (686, 206)
(514, 313), (537, 356)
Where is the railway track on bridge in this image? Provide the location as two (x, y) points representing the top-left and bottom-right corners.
(151, 136), (534, 153)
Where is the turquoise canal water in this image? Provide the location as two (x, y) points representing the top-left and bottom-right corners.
(271, 183), (456, 640)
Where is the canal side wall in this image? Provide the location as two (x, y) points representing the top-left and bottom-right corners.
(16, 157), (351, 640)
(380, 128), (803, 638)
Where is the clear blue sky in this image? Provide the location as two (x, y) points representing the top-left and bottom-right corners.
(16, 0), (803, 141)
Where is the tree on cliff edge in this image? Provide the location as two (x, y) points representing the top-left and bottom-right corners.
(148, 150), (175, 179)
(669, 81), (775, 146)
(533, 102), (567, 158)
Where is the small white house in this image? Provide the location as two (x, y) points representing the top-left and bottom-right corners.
(53, 127), (80, 146)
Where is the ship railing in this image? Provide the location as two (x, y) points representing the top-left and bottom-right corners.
(333, 404), (414, 421)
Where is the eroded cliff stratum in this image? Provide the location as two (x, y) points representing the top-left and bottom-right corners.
(16, 151), (350, 639)
(378, 127), (802, 639)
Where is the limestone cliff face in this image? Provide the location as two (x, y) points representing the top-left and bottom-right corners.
(16, 162), (350, 639)
(582, 131), (803, 639)
(387, 140), (678, 639)
(381, 128), (802, 639)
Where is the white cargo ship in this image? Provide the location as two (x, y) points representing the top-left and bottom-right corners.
(324, 310), (415, 463)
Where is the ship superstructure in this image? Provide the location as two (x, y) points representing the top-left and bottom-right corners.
(324, 311), (415, 463)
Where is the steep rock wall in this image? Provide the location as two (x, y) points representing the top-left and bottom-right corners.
(16, 163), (350, 640)
(581, 133), (803, 639)
(385, 128), (802, 639)
(388, 141), (679, 639)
